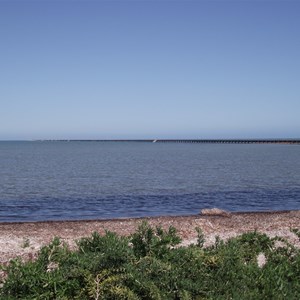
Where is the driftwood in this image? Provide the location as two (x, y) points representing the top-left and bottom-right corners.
(200, 208), (231, 217)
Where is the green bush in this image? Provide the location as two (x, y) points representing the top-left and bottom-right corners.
(1, 223), (300, 299)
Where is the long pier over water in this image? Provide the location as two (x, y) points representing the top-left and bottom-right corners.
(153, 139), (300, 144)
(54, 139), (300, 144)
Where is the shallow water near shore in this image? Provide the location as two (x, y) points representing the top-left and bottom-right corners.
(0, 141), (300, 222)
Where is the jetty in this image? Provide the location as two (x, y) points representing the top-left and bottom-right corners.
(47, 139), (300, 144)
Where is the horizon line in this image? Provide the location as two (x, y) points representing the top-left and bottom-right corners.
(1, 138), (300, 144)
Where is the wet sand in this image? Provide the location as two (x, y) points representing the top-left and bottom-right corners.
(1, 210), (300, 264)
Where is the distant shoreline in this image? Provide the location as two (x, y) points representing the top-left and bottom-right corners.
(30, 139), (300, 144)
(2, 139), (300, 144)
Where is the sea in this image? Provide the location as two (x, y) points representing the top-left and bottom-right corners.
(0, 141), (300, 222)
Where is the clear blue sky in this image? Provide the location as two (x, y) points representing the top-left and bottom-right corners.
(1, 0), (299, 140)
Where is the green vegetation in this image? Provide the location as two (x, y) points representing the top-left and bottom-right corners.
(1, 222), (300, 299)
(21, 238), (30, 249)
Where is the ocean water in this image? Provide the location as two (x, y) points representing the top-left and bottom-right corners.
(0, 141), (300, 222)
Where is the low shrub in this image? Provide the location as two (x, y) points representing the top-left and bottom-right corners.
(1, 223), (300, 299)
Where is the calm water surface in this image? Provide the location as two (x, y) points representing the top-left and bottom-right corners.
(0, 141), (300, 222)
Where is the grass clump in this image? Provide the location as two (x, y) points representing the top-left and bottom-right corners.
(21, 238), (30, 249)
(1, 222), (300, 299)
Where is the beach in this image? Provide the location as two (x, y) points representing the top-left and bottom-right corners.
(1, 210), (300, 265)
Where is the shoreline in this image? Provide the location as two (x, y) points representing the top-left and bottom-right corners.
(1, 210), (300, 264)
(0, 209), (294, 225)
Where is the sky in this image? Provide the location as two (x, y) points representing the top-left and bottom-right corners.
(0, 0), (299, 140)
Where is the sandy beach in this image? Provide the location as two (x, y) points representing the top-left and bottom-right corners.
(0, 210), (299, 265)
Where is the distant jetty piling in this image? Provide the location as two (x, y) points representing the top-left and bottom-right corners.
(49, 139), (300, 144)
(153, 139), (300, 144)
